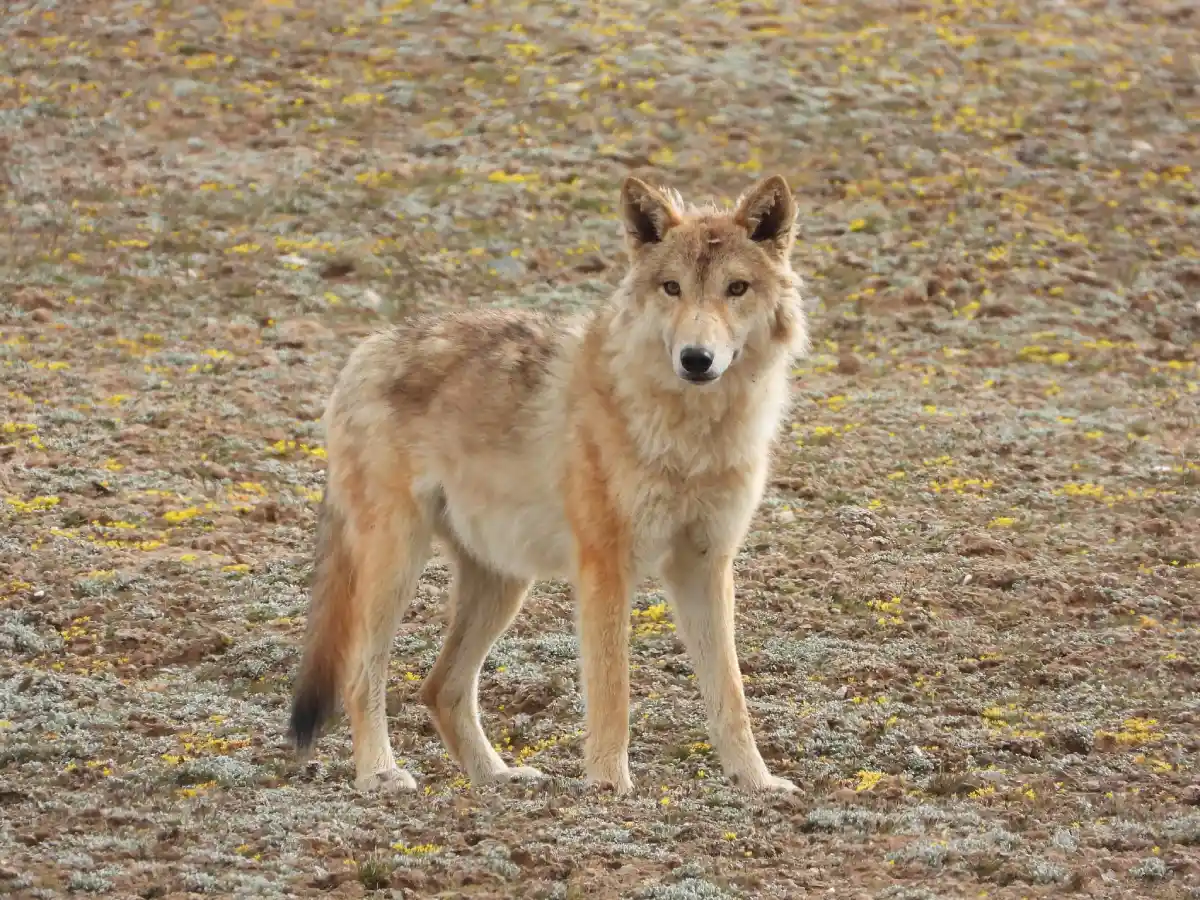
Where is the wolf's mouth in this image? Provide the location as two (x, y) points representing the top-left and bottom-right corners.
(682, 371), (719, 385)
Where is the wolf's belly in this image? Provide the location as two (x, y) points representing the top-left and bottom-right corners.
(439, 485), (573, 580)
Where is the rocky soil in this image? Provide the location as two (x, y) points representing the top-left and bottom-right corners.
(1, 0), (1198, 897)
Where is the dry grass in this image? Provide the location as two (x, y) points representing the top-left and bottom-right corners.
(1, 0), (1198, 897)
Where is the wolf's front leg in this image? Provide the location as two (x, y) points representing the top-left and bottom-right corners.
(574, 550), (634, 794)
(662, 539), (798, 794)
(566, 436), (636, 793)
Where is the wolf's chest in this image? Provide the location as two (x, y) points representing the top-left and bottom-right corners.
(623, 468), (762, 575)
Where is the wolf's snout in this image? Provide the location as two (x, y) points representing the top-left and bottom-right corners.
(678, 345), (718, 383)
(679, 346), (715, 375)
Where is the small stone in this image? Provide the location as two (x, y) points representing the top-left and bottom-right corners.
(1057, 265), (1111, 288)
(275, 318), (333, 348)
(979, 301), (1020, 318)
(574, 253), (608, 274)
(488, 256), (525, 277)
(172, 79), (204, 97)
(829, 788), (857, 805)
(1054, 724), (1094, 755)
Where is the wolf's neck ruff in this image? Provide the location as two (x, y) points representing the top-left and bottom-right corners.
(593, 301), (797, 480)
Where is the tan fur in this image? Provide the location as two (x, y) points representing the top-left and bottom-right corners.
(289, 174), (810, 795)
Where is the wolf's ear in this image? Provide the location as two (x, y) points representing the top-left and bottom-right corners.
(620, 176), (681, 251)
(733, 174), (796, 257)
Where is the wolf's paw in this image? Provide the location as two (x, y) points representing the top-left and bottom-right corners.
(476, 764), (547, 785)
(500, 765), (547, 782)
(355, 767), (417, 794)
(736, 772), (800, 794)
(585, 768), (634, 795)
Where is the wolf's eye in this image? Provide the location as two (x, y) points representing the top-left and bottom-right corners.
(727, 280), (750, 297)
(662, 280), (682, 297)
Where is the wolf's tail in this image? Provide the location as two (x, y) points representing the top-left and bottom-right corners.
(289, 491), (357, 759)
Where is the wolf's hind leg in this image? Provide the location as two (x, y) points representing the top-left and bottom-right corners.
(420, 539), (541, 785)
(343, 497), (434, 793)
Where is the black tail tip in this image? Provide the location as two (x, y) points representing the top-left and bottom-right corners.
(289, 686), (333, 759)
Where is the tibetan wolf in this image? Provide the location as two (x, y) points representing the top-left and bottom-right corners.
(289, 173), (810, 795)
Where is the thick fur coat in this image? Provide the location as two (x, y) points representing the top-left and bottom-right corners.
(290, 174), (810, 795)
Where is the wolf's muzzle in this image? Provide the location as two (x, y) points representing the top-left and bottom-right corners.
(679, 345), (716, 383)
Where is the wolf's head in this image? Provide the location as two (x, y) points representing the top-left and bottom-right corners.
(614, 173), (807, 387)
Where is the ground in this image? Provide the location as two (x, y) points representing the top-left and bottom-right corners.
(1, 0), (1198, 897)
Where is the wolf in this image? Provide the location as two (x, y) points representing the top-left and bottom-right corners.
(288, 173), (810, 795)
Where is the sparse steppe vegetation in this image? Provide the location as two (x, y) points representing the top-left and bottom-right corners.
(1, 0), (1198, 897)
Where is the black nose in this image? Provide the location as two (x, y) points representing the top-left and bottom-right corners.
(679, 346), (715, 375)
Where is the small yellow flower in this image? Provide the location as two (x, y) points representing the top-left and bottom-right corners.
(854, 770), (884, 792)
